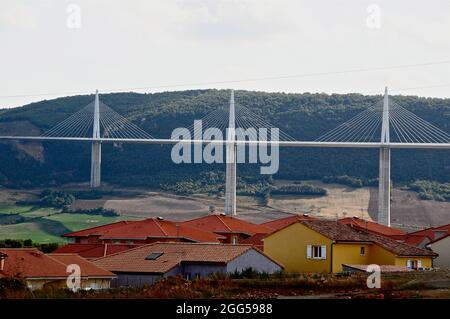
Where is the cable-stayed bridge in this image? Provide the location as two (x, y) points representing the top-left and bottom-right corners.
(0, 88), (449, 227)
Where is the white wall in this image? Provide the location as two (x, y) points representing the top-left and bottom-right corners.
(429, 236), (450, 269)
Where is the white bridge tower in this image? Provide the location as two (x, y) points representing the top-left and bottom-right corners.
(224, 90), (237, 215)
(378, 87), (391, 226)
(90, 90), (102, 188)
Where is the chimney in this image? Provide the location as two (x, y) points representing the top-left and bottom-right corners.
(0, 253), (7, 271)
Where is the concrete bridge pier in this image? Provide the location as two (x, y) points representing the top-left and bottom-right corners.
(378, 87), (391, 226)
(90, 142), (101, 188)
(90, 90), (102, 188)
(224, 90), (237, 216)
(378, 146), (391, 226)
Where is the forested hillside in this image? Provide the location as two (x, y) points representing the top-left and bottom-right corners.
(0, 89), (449, 188)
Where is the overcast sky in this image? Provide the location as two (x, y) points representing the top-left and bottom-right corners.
(1, 0), (449, 108)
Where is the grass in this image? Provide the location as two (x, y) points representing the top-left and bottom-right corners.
(0, 222), (64, 243)
(0, 205), (36, 215)
(0, 201), (135, 243)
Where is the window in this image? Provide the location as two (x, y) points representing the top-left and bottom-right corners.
(360, 247), (366, 256)
(145, 252), (164, 260)
(407, 260), (419, 269)
(312, 246), (322, 259)
(307, 245), (326, 260)
(195, 273), (201, 279)
(185, 273), (192, 280)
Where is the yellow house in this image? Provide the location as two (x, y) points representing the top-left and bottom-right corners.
(264, 220), (437, 273)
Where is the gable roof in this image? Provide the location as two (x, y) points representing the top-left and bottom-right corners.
(98, 218), (224, 243)
(392, 223), (450, 247)
(338, 217), (406, 236)
(48, 254), (116, 277)
(182, 214), (271, 236)
(262, 214), (317, 231)
(427, 233), (450, 245)
(53, 243), (139, 259)
(63, 221), (132, 238)
(93, 242), (282, 274)
(239, 233), (266, 249)
(0, 248), (115, 279)
(63, 218), (225, 243)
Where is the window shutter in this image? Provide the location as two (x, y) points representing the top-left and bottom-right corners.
(306, 245), (312, 259)
(417, 260), (422, 269)
(321, 245), (327, 259)
(406, 260), (412, 268)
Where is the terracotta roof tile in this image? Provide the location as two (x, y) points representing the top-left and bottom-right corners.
(63, 221), (132, 238)
(99, 219), (224, 243)
(338, 217), (406, 236)
(48, 254), (116, 277)
(93, 242), (282, 274)
(182, 215), (272, 236)
(53, 243), (139, 259)
(239, 233), (266, 249)
(0, 248), (115, 279)
(262, 214), (317, 231)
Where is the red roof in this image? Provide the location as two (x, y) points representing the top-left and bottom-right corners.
(53, 243), (139, 259)
(48, 254), (116, 277)
(393, 223), (450, 247)
(0, 248), (115, 279)
(98, 218), (224, 243)
(94, 242), (282, 274)
(63, 221), (132, 238)
(338, 217), (406, 236)
(262, 214), (317, 231)
(427, 233), (450, 245)
(239, 233), (266, 250)
(182, 214), (272, 236)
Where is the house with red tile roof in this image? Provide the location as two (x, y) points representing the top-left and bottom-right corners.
(53, 243), (139, 260)
(264, 220), (437, 273)
(239, 214), (317, 250)
(391, 223), (450, 249)
(182, 214), (272, 244)
(63, 221), (132, 243)
(93, 242), (283, 287)
(0, 248), (115, 290)
(63, 218), (224, 245)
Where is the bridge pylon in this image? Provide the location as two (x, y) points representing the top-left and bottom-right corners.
(224, 90), (237, 216)
(90, 90), (102, 188)
(378, 87), (391, 226)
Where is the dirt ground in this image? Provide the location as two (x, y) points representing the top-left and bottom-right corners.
(68, 181), (450, 227)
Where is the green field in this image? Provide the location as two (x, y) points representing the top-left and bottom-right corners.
(0, 203), (136, 243)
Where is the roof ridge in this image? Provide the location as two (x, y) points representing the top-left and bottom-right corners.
(216, 215), (233, 232)
(153, 219), (169, 236)
(93, 242), (158, 261)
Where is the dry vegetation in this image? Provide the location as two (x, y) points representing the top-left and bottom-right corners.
(2, 271), (450, 299)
